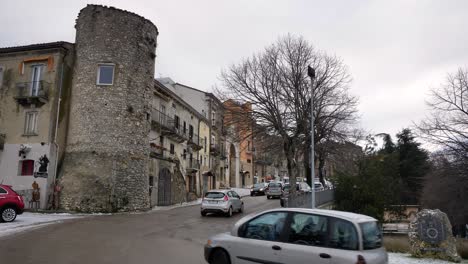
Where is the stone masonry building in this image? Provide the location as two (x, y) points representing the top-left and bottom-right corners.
(59, 5), (158, 212)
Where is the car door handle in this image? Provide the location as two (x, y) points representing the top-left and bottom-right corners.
(319, 253), (331, 259)
(272, 245), (281, 251)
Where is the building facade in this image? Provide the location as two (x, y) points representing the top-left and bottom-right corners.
(0, 42), (74, 209)
(149, 80), (207, 206)
(158, 78), (228, 189)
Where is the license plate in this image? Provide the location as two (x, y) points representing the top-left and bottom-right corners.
(208, 200), (217, 204)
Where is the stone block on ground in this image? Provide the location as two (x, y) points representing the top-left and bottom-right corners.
(409, 209), (461, 263)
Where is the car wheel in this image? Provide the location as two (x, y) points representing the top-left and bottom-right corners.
(1, 207), (17, 223)
(225, 207), (232, 217)
(201, 211), (207, 217)
(210, 249), (231, 264)
(239, 203), (244, 213)
(267, 196), (270, 199)
(250, 193), (254, 196)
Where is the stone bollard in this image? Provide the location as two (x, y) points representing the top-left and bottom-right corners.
(409, 209), (461, 263)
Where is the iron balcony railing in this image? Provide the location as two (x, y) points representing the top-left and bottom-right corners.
(188, 132), (200, 146)
(151, 109), (187, 141)
(187, 158), (200, 170)
(15, 81), (50, 105)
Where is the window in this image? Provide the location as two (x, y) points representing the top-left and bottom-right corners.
(204, 137), (207, 153)
(183, 121), (187, 134)
(248, 141), (251, 151)
(170, 144), (175, 154)
(329, 218), (359, 250)
(159, 136), (164, 146)
(247, 159), (251, 163)
(360, 221), (382, 250)
(240, 212), (288, 241)
(0, 187), (7, 194)
(24, 112), (38, 135)
(20, 160), (34, 176)
(287, 213), (328, 247)
(212, 110), (216, 124)
(149, 176), (154, 187)
(30, 65), (43, 96)
(97, 64), (114, 85)
(183, 149), (187, 160)
(174, 115), (180, 129)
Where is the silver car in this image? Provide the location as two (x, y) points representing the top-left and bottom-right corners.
(266, 182), (283, 199)
(204, 208), (387, 264)
(201, 189), (244, 217)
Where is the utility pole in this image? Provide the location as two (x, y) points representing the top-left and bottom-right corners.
(307, 66), (316, 209)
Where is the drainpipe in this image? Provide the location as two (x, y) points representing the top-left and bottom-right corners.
(52, 50), (67, 186)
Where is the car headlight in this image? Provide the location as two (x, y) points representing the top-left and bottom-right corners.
(259, 188), (264, 191)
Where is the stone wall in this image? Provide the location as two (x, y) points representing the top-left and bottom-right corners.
(60, 5), (158, 212)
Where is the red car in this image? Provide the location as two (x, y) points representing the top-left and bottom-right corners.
(0, 184), (25, 222)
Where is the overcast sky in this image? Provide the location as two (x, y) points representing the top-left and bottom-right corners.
(2, 0), (468, 140)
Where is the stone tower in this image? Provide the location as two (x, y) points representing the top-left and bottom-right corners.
(60, 5), (158, 212)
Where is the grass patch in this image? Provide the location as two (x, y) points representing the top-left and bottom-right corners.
(384, 234), (468, 259)
(384, 234), (410, 253)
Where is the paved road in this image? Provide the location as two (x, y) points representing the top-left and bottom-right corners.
(0, 195), (280, 264)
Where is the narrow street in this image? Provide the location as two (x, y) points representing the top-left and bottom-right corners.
(0, 196), (279, 264)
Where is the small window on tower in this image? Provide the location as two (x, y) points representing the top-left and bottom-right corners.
(97, 64), (115, 85)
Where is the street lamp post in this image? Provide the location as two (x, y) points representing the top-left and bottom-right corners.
(307, 66), (316, 209)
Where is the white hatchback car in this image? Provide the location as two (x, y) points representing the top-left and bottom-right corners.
(204, 208), (387, 264)
(201, 190), (244, 217)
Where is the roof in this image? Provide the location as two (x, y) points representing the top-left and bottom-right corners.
(267, 208), (377, 223)
(206, 189), (231, 193)
(153, 79), (208, 122)
(0, 41), (73, 54)
(156, 77), (224, 106)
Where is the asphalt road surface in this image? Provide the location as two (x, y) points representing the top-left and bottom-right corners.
(0, 195), (280, 264)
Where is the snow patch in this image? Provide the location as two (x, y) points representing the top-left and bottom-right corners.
(389, 253), (468, 264)
(0, 212), (82, 238)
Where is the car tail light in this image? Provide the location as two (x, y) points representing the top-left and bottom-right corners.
(223, 195), (229, 201)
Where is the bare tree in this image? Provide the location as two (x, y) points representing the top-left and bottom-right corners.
(417, 68), (468, 163)
(218, 34), (359, 196)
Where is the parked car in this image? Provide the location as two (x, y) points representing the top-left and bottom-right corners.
(250, 183), (268, 196)
(314, 181), (325, 191)
(266, 182), (283, 199)
(201, 190), (244, 217)
(204, 208), (387, 264)
(0, 184), (25, 223)
(280, 182), (311, 207)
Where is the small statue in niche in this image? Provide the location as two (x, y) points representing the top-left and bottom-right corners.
(38, 155), (49, 174)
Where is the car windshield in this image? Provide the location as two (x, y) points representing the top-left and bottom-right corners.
(283, 185), (290, 191)
(360, 221), (383, 250)
(254, 183), (265, 188)
(269, 183), (281, 188)
(204, 192), (225, 199)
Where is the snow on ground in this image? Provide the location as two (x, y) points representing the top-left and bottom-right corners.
(0, 212), (82, 238)
(389, 253), (468, 264)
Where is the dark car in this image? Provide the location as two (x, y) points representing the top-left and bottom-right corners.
(0, 184), (25, 222)
(250, 183), (268, 196)
(280, 182), (311, 207)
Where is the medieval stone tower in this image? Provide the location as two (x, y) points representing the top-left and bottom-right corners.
(60, 5), (158, 212)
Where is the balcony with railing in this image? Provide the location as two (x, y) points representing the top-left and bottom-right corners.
(187, 132), (203, 151)
(14, 81), (50, 107)
(210, 143), (220, 156)
(151, 109), (187, 143)
(186, 158), (200, 173)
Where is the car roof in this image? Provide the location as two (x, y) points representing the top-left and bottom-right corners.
(262, 208), (377, 223)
